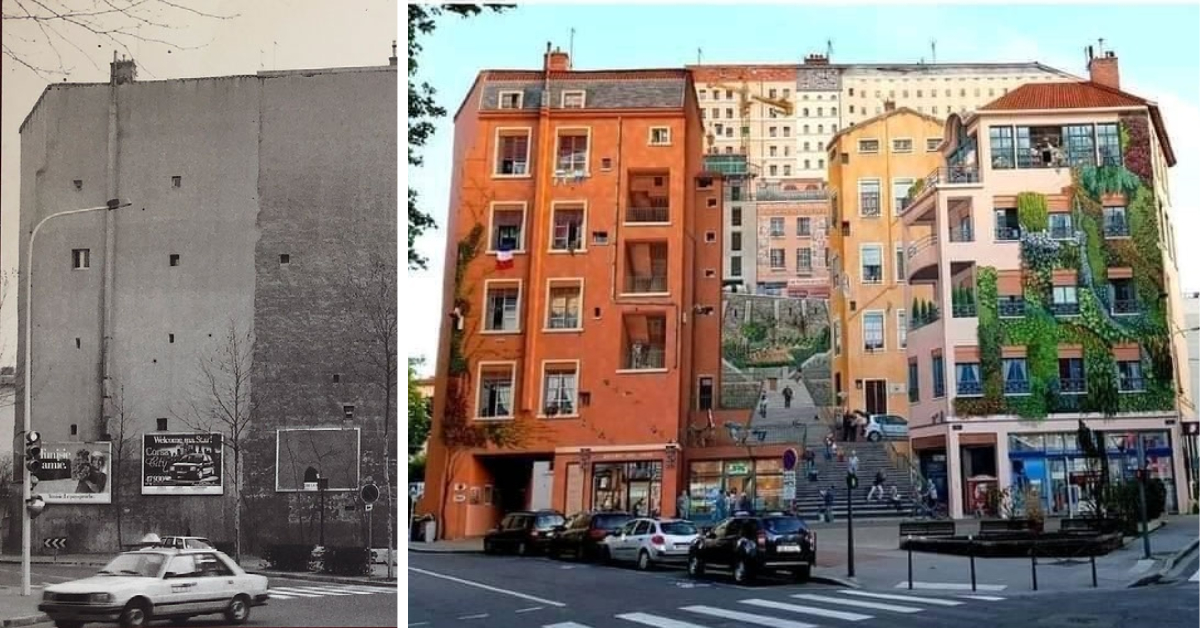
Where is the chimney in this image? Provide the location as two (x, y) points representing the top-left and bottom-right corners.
(544, 44), (570, 72)
(110, 54), (136, 85)
(1088, 49), (1120, 90)
(883, 100), (896, 112)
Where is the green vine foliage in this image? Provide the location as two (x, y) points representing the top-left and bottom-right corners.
(1017, 192), (1049, 232)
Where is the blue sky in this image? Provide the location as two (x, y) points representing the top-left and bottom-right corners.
(407, 3), (1200, 373)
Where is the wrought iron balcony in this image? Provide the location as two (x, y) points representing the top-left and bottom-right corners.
(626, 201), (670, 223)
(1050, 225), (1075, 240)
(1052, 394), (1084, 413)
(1112, 299), (1140, 315)
(1118, 377), (1145, 392)
(999, 299), (1026, 318)
(796, 264), (814, 276)
(957, 381), (983, 396)
(1004, 379), (1031, 395)
(860, 193), (881, 217)
(626, 275), (669, 294)
(547, 314), (581, 330)
(1059, 378), (1086, 394)
(952, 302), (977, 318)
(995, 226), (1022, 242)
(949, 225), (975, 243)
(1104, 220), (1130, 237)
(1051, 302), (1080, 316)
(624, 347), (666, 371)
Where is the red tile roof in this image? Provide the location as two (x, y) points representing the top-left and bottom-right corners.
(979, 81), (1176, 167)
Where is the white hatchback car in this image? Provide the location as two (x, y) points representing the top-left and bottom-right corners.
(39, 548), (269, 628)
(865, 414), (909, 441)
(601, 518), (700, 570)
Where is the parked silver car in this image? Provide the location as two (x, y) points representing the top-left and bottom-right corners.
(866, 414), (908, 441)
(600, 518), (699, 570)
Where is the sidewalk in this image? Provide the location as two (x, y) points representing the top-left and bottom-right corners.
(0, 588), (44, 628)
(408, 538), (484, 553)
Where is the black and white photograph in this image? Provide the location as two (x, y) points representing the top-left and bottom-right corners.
(141, 433), (223, 495)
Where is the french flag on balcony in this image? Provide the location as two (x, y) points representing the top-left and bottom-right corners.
(496, 241), (514, 270)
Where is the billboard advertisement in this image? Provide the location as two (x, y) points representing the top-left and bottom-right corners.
(37, 442), (112, 504)
(142, 433), (224, 495)
(276, 428), (360, 492)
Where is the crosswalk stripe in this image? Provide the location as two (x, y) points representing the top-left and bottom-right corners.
(322, 586), (387, 594)
(959, 595), (1006, 601)
(313, 586), (377, 595)
(616, 612), (711, 628)
(283, 587), (354, 596)
(543, 623), (592, 628)
(269, 587), (333, 597)
(1190, 569), (1199, 582)
(896, 581), (1008, 591)
(838, 590), (964, 606)
(682, 605), (818, 628)
(789, 593), (922, 614)
(266, 591), (297, 600)
(740, 599), (872, 622)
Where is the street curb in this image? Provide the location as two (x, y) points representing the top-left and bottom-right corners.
(1117, 519), (1165, 549)
(407, 545), (482, 554)
(1, 614), (49, 628)
(1126, 536), (1200, 588)
(811, 573), (860, 588)
(250, 570), (398, 588)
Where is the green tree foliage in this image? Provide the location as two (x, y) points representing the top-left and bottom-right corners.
(408, 359), (430, 455)
(407, 4), (512, 270)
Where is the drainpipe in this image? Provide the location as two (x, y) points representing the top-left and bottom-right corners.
(522, 46), (553, 414)
(610, 117), (622, 301)
(101, 51), (120, 436)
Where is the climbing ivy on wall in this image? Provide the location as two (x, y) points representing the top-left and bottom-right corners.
(954, 119), (1175, 419)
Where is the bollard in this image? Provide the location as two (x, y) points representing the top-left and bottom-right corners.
(907, 534), (913, 590)
(968, 535), (976, 592)
(1030, 542), (1038, 591)
(1090, 553), (1098, 588)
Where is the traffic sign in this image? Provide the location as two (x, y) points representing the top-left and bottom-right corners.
(782, 448), (798, 471)
(360, 483), (380, 504)
(42, 538), (66, 550)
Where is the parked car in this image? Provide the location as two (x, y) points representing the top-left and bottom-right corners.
(39, 548), (268, 628)
(601, 518), (699, 570)
(152, 536), (214, 550)
(168, 454), (218, 485)
(550, 511), (634, 561)
(686, 513), (816, 584)
(483, 510), (565, 555)
(866, 414), (908, 441)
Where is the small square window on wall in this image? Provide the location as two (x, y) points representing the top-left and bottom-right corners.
(75, 338), (81, 349)
(72, 248), (90, 269)
(73, 179), (83, 191)
(342, 404), (355, 420)
(171, 175), (182, 188)
(169, 333), (175, 344)
(279, 254), (290, 265)
(649, 127), (671, 145)
(169, 254), (180, 267)
(157, 418), (168, 431)
(70, 424), (78, 436)
(705, 231), (716, 243)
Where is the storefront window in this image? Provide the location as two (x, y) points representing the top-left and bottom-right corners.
(689, 461), (724, 520)
(754, 459), (785, 511)
(1009, 433), (1044, 452)
(592, 461), (662, 515)
(1044, 433), (1066, 452)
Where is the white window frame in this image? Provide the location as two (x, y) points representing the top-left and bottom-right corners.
(891, 177), (915, 216)
(497, 90), (524, 110)
(480, 279), (523, 334)
(493, 127), (533, 178)
(549, 200), (588, 253)
(858, 178), (882, 217)
(858, 138), (880, 154)
(486, 201), (528, 254)
(862, 310), (886, 352)
(72, 248), (91, 270)
(649, 126), (672, 146)
(544, 278), (585, 332)
(897, 309), (907, 349)
(554, 126), (592, 177)
(926, 137), (942, 152)
(475, 361), (517, 420)
(561, 90), (586, 109)
(539, 360), (581, 418)
(891, 137), (914, 153)
(769, 248), (786, 270)
(769, 217), (785, 237)
(860, 243), (884, 284)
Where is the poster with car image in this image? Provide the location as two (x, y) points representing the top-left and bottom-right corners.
(142, 433), (224, 495)
(37, 442), (112, 504)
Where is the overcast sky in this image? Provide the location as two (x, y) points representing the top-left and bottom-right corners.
(0, 0), (397, 366)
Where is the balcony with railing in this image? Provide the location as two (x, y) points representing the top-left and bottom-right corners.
(998, 296), (1026, 318)
(1050, 222), (1075, 240)
(1052, 393), (1084, 413)
(949, 224), (974, 243)
(1118, 377), (1145, 393)
(623, 241), (669, 295)
(860, 192), (882, 218)
(1059, 378), (1086, 394)
(626, 196), (670, 224)
(626, 274), (668, 294)
(1112, 298), (1140, 315)
(901, 165), (983, 217)
(995, 225), (1022, 242)
(1051, 301), (1080, 316)
(1004, 379), (1031, 395)
(755, 183), (829, 202)
(1104, 216), (1130, 238)
(906, 234), (940, 282)
(957, 381), (983, 397)
(623, 345), (666, 371)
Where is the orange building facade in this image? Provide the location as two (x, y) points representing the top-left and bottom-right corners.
(421, 49), (727, 539)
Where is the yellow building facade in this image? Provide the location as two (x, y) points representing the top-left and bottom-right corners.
(827, 106), (943, 418)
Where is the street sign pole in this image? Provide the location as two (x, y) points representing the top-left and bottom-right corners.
(846, 472), (856, 578)
(1136, 438), (1151, 559)
(367, 505), (373, 579)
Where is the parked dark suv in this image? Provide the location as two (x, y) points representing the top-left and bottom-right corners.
(549, 511), (634, 561)
(687, 513), (816, 584)
(483, 510), (565, 555)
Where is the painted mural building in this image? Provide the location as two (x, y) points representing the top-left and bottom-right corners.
(899, 50), (1196, 518)
(13, 55), (397, 553)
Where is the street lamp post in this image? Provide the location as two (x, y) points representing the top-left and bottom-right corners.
(22, 199), (127, 597)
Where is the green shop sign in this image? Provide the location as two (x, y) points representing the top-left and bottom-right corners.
(725, 461), (751, 475)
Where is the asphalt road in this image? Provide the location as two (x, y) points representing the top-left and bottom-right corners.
(407, 551), (1199, 628)
(1, 564), (398, 627)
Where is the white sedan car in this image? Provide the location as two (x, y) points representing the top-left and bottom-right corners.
(39, 548), (269, 628)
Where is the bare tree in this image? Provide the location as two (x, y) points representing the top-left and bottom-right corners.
(107, 384), (140, 550)
(177, 320), (254, 562)
(2, 0), (235, 78)
(344, 249), (397, 578)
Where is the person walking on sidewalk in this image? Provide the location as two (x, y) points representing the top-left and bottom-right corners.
(782, 385), (794, 408)
(867, 469), (886, 501)
(820, 485), (836, 522)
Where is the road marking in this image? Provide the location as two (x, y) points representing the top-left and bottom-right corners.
(838, 590), (963, 606)
(515, 606), (545, 613)
(789, 593), (923, 614)
(740, 599), (872, 622)
(616, 612), (711, 628)
(959, 595), (1006, 601)
(895, 581), (1007, 591)
(408, 566), (567, 607)
(457, 613), (489, 620)
(316, 586), (379, 595)
(268, 587), (323, 597)
(543, 623), (592, 628)
(408, 623), (430, 627)
(1190, 569), (1199, 582)
(283, 586), (353, 596)
(682, 604), (818, 628)
(266, 591), (297, 600)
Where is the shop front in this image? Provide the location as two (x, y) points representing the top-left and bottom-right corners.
(552, 445), (681, 518)
(685, 457), (791, 526)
